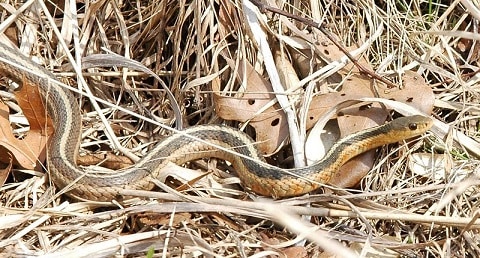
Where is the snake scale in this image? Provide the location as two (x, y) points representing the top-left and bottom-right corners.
(0, 42), (433, 201)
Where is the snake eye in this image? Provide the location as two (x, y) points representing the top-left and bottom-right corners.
(409, 123), (418, 130)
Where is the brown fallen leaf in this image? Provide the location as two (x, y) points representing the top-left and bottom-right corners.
(0, 103), (38, 169)
(213, 55), (288, 154)
(137, 212), (191, 227)
(0, 78), (53, 170)
(0, 154), (13, 187)
(282, 246), (308, 258)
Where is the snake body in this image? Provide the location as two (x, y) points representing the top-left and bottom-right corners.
(0, 42), (433, 201)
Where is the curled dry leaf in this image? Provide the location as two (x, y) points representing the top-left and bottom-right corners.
(0, 80), (53, 170)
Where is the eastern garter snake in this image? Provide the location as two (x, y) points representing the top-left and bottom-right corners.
(0, 42), (433, 201)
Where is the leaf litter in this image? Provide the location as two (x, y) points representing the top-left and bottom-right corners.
(0, 0), (479, 257)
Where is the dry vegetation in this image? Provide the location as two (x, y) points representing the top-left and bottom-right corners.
(1, 0), (480, 257)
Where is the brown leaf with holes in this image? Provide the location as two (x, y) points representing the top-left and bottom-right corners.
(387, 70), (434, 114)
(306, 71), (433, 125)
(213, 55), (288, 154)
(317, 37), (372, 74)
(0, 79), (53, 169)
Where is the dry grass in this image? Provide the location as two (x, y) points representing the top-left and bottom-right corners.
(1, 0), (480, 257)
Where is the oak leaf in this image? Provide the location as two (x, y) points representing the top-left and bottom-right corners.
(0, 79), (53, 170)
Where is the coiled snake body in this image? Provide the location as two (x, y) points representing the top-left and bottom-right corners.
(0, 42), (433, 201)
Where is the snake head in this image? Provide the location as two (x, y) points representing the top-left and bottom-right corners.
(386, 115), (433, 140)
